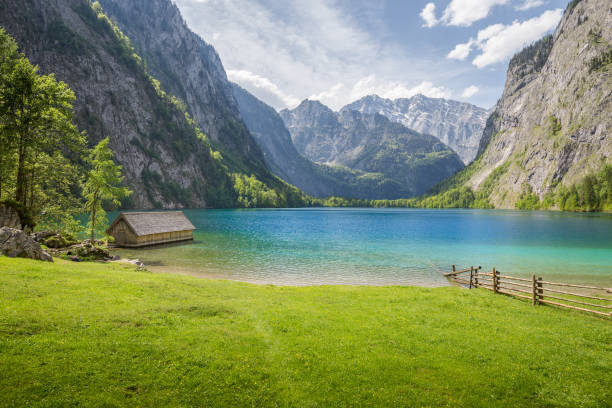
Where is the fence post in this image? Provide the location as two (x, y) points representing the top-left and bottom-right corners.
(451, 265), (456, 275)
(537, 277), (543, 303)
(474, 267), (479, 288)
(492, 267), (498, 293)
(469, 266), (474, 289)
(532, 274), (537, 305)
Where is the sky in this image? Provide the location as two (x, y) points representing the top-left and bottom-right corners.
(173, 0), (569, 111)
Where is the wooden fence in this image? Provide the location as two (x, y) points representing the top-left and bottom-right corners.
(445, 265), (612, 318)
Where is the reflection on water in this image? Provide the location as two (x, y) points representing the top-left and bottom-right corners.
(111, 208), (612, 287)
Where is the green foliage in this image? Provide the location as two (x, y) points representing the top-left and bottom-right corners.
(74, 1), (144, 73)
(83, 138), (131, 240)
(555, 165), (612, 212)
(547, 115), (562, 137)
(0, 27), (86, 225)
(589, 47), (612, 73)
(1, 257), (610, 407)
(515, 184), (541, 210)
(46, 20), (88, 55)
(141, 168), (191, 208)
(513, 165), (612, 212)
(508, 34), (554, 74)
(233, 174), (309, 208)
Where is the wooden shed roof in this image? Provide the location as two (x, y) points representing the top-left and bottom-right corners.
(108, 211), (195, 237)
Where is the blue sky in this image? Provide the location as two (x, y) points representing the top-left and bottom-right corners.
(173, 0), (569, 110)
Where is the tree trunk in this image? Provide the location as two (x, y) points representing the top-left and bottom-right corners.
(90, 191), (98, 242)
(0, 150), (3, 200)
(28, 161), (35, 211)
(15, 131), (26, 206)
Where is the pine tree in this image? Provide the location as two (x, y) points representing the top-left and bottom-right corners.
(83, 138), (131, 242)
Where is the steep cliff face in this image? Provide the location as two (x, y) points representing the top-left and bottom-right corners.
(342, 94), (489, 164)
(280, 100), (464, 197)
(280, 100), (342, 164)
(0, 0), (278, 209)
(466, 0), (611, 208)
(232, 84), (415, 199)
(97, 0), (266, 171)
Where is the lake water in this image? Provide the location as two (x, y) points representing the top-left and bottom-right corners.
(113, 208), (612, 287)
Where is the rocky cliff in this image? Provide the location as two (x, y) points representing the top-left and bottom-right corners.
(97, 0), (267, 171)
(0, 0), (279, 209)
(463, 0), (611, 208)
(280, 100), (464, 197)
(342, 94), (489, 164)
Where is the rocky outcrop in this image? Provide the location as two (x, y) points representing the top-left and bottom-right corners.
(0, 227), (52, 262)
(341, 94), (489, 164)
(0, 204), (20, 229)
(464, 0), (611, 208)
(280, 100), (464, 197)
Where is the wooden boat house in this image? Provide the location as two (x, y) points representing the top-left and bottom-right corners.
(106, 211), (195, 248)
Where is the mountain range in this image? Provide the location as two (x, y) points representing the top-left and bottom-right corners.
(232, 83), (407, 199)
(0, 0), (608, 209)
(341, 94), (489, 164)
(279, 100), (464, 197)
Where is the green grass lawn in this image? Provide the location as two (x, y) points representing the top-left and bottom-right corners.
(0, 257), (610, 407)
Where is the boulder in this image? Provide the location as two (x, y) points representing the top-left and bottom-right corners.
(73, 243), (110, 260)
(0, 204), (21, 229)
(42, 233), (78, 249)
(0, 227), (52, 262)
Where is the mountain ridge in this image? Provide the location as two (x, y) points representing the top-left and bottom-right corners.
(279, 98), (464, 197)
(340, 93), (490, 164)
(232, 83), (417, 199)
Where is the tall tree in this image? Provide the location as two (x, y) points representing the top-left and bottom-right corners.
(0, 27), (19, 199)
(0, 28), (85, 230)
(0, 31), (84, 209)
(84, 138), (131, 242)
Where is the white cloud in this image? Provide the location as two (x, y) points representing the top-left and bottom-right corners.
(309, 75), (452, 108)
(447, 40), (475, 60)
(448, 9), (562, 68)
(174, 0), (462, 110)
(515, 0), (546, 11)
(420, 3), (438, 28)
(441, 0), (510, 27)
(228, 70), (300, 107)
(472, 9), (562, 68)
(477, 23), (506, 41)
(461, 85), (479, 98)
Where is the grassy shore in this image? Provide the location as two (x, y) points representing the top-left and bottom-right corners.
(0, 257), (610, 407)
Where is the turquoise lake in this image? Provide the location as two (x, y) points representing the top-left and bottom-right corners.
(113, 208), (612, 287)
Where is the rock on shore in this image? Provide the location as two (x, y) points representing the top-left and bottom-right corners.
(0, 227), (52, 262)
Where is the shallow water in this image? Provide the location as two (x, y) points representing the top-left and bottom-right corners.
(112, 208), (612, 287)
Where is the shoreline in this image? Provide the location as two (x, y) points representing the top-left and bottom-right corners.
(108, 257), (612, 289)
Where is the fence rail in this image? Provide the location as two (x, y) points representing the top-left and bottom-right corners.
(446, 265), (612, 318)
